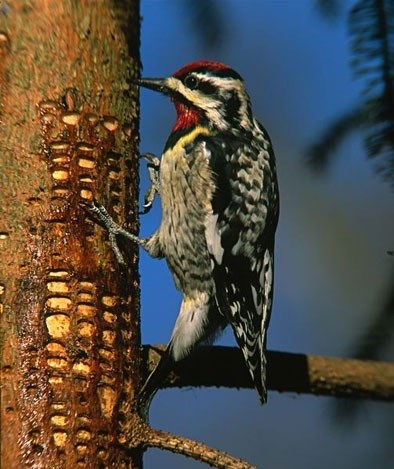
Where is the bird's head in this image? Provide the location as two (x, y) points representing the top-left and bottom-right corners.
(136, 61), (253, 133)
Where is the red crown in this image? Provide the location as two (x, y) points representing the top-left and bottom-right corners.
(173, 60), (231, 77)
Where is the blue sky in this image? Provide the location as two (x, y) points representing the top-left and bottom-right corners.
(137, 2), (394, 468)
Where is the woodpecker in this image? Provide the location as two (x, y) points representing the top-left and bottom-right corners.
(84, 61), (279, 412)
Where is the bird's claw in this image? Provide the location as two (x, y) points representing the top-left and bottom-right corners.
(139, 153), (160, 215)
(79, 199), (127, 265)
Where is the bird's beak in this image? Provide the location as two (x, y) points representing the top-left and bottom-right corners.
(133, 77), (170, 95)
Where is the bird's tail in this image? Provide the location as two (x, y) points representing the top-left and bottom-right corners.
(139, 346), (173, 422)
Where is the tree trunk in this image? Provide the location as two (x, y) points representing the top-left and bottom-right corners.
(0, 1), (142, 467)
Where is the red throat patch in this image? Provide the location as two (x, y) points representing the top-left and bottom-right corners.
(172, 101), (202, 132)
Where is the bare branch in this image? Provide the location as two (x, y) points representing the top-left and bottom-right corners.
(145, 426), (258, 469)
(123, 415), (257, 468)
(143, 345), (394, 401)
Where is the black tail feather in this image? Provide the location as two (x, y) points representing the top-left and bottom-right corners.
(138, 346), (173, 422)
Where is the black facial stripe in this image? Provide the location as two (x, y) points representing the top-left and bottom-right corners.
(225, 91), (241, 120)
(197, 80), (217, 95)
(213, 69), (243, 80)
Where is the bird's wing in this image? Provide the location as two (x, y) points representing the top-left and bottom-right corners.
(204, 131), (278, 402)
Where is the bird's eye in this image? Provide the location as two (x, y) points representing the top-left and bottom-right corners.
(184, 75), (199, 90)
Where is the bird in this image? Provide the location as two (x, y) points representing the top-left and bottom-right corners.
(83, 60), (279, 416)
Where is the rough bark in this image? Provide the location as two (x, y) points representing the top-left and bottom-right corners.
(0, 1), (141, 467)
